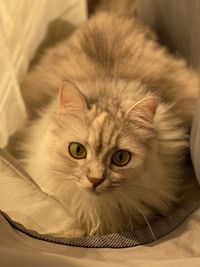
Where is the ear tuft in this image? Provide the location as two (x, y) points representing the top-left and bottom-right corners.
(59, 81), (88, 115)
(125, 96), (158, 124)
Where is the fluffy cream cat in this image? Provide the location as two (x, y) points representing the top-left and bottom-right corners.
(20, 13), (198, 236)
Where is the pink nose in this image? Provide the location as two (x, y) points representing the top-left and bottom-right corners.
(87, 177), (105, 188)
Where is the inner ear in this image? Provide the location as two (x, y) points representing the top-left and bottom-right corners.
(59, 81), (88, 115)
(125, 96), (158, 124)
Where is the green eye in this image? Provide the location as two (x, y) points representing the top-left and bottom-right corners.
(111, 150), (131, 167)
(69, 142), (87, 159)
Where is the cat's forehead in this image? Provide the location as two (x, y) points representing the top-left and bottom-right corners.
(87, 108), (122, 152)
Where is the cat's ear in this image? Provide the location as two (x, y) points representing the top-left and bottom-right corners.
(125, 96), (158, 124)
(59, 82), (88, 115)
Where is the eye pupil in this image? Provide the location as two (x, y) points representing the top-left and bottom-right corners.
(119, 152), (123, 161)
(77, 145), (81, 154)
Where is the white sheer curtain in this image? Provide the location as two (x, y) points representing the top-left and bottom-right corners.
(0, 0), (87, 148)
(137, 0), (200, 184)
(191, 92), (200, 181)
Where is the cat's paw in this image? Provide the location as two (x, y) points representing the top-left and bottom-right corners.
(51, 228), (86, 238)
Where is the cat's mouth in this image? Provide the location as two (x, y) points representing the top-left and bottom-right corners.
(81, 182), (121, 195)
(87, 187), (102, 195)
(82, 184), (105, 195)
(76, 176), (121, 194)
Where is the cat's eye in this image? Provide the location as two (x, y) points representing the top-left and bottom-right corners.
(111, 150), (131, 167)
(68, 142), (87, 159)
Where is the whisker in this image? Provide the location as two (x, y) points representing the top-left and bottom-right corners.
(133, 203), (156, 241)
(110, 181), (122, 186)
(110, 184), (121, 188)
(49, 169), (79, 182)
(122, 183), (165, 199)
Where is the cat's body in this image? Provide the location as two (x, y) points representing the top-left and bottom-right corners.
(20, 13), (198, 236)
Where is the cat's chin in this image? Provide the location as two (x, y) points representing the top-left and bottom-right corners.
(83, 186), (103, 195)
(80, 184), (107, 195)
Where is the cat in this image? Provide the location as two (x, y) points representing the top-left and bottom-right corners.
(20, 12), (199, 237)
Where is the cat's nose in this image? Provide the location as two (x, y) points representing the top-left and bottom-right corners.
(87, 177), (105, 188)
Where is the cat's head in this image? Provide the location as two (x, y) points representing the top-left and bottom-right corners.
(26, 81), (185, 233)
(49, 81), (158, 196)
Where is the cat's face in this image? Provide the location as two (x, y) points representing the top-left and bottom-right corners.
(49, 82), (158, 195)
